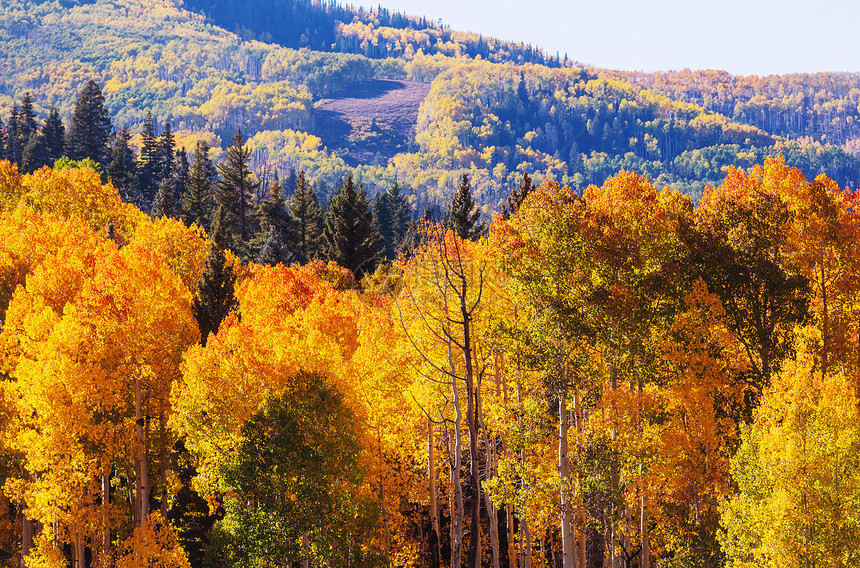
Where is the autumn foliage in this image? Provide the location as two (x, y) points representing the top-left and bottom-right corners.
(0, 156), (859, 568)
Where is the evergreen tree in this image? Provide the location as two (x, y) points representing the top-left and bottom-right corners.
(158, 122), (176, 182)
(216, 129), (259, 242)
(173, 147), (190, 198)
(0, 117), (6, 162)
(501, 171), (536, 219)
(138, 111), (160, 205)
(66, 80), (111, 166)
(7, 105), (20, 165)
(107, 127), (138, 204)
(323, 174), (383, 278)
(18, 92), (37, 144)
(446, 174), (485, 241)
(42, 106), (65, 164)
(152, 176), (178, 219)
(21, 131), (50, 173)
(257, 226), (287, 266)
(192, 243), (238, 347)
(375, 181), (411, 260)
(210, 205), (233, 252)
(182, 141), (216, 232)
(288, 170), (325, 263)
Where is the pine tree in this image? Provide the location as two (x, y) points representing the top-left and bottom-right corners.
(66, 80), (111, 166)
(21, 132), (50, 173)
(192, 243), (238, 346)
(289, 170), (325, 263)
(182, 141), (216, 232)
(216, 129), (259, 242)
(173, 148), (190, 197)
(323, 174), (383, 278)
(42, 106), (65, 164)
(152, 176), (178, 219)
(257, 226), (287, 266)
(375, 180), (411, 260)
(210, 205), (233, 252)
(107, 127), (138, 204)
(158, 122), (176, 182)
(138, 111), (160, 205)
(0, 117), (6, 162)
(446, 174), (485, 241)
(18, 92), (37, 144)
(7, 105), (20, 165)
(501, 171), (536, 219)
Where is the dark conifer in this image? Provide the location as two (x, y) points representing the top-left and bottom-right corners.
(18, 93), (37, 144)
(107, 127), (138, 204)
(173, 148), (190, 198)
(0, 117), (6, 162)
(158, 122), (176, 182)
(375, 180), (411, 260)
(288, 170), (325, 263)
(182, 141), (216, 232)
(323, 174), (383, 278)
(446, 173), (485, 241)
(21, 132), (50, 174)
(152, 176), (178, 219)
(192, 243), (238, 346)
(215, 129), (259, 242)
(257, 226), (287, 266)
(42, 106), (65, 164)
(7, 105), (20, 165)
(501, 171), (536, 219)
(138, 112), (160, 204)
(66, 80), (111, 166)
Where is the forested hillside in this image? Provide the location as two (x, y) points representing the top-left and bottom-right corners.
(2, 0), (860, 213)
(2, 2), (860, 566)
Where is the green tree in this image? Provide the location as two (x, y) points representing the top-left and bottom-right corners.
(152, 176), (178, 219)
(220, 372), (362, 568)
(446, 174), (485, 240)
(42, 106), (65, 164)
(182, 141), (216, 232)
(18, 92), (37, 144)
(107, 127), (138, 203)
(288, 169), (325, 263)
(191, 242), (238, 346)
(323, 174), (382, 278)
(21, 131), (50, 174)
(6, 105), (20, 165)
(375, 181), (411, 260)
(66, 79), (111, 166)
(252, 179), (292, 260)
(158, 122), (176, 182)
(216, 129), (259, 242)
(138, 111), (160, 204)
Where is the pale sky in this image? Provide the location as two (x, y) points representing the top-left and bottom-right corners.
(354, 0), (860, 76)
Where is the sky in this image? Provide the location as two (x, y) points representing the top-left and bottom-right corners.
(353, 0), (860, 76)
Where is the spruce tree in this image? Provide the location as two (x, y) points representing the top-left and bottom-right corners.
(288, 170), (325, 263)
(323, 174), (383, 278)
(66, 80), (111, 166)
(446, 174), (485, 241)
(501, 171), (536, 219)
(173, 148), (190, 198)
(375, 181), (411, 260)
(257, 226), (287, 266)
(216, 129), (259, 242)
(107, 127), (138, 204)
(182, 141), (216, 232)
(192, 243), (238, 346)
(158, 122), (176, 182)
(21, 132), (50, 174)
(138, 112), (160, 205)
(0, 118), (6, 162)
(152, 176), (178, 219)
(7, 105), (20, 165)
(18, 92), (37, 144)
(42, 106), (65, 164)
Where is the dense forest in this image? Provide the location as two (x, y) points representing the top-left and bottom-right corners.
(3, 0), (860, 213)
(2, 0), (860, 567)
